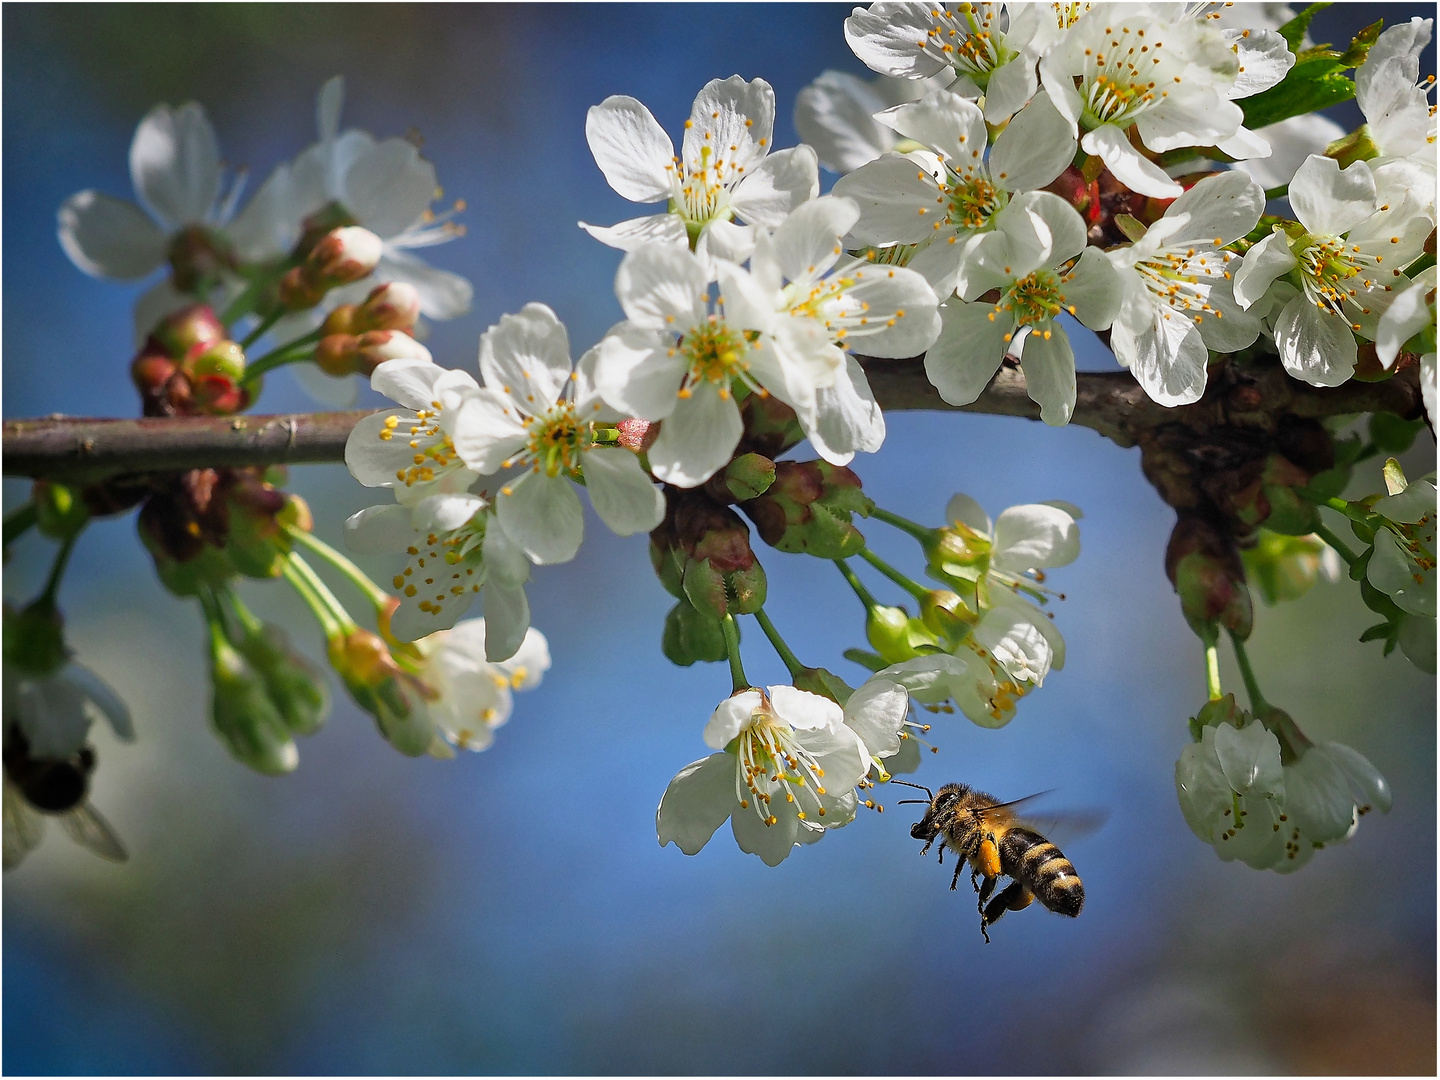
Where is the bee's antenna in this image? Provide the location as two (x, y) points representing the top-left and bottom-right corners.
(895, 799), (930, 805)
(889, 779), (933, 800)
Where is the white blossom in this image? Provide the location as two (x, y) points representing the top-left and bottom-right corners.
(746, 196), (941, 462)
(1107, 170), (1265, 406)
(344, 491), (533, 656)
(3, 661), (134, 760)
(832, 88), (1077, 299)
(581, 76), (818, 263)
(1354, 18), (1437, 214)
(445, 303), (664, 565)
(1233, 156), (1433, 387)
(407, 621), (549, 755)
(843, 2), (1045, 122)
(594, 244), (841, 487)
(289, 76), (473, 320)
(656, 686), (870, 865)
(1367, 473), (1437, 620)
(923, 192), (1122, 424)
(344, 355), (483, 505)
(1175, 717), (1288, 869)
(1039, 7), (1259, 198)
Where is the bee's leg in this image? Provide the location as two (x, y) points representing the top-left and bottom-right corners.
(976, 874), (998, 914)
(981, 881), (1035, 932)
(969, 868), (980, 894)
(918, 837), (935, 858)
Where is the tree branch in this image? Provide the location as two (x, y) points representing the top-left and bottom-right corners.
(2, 361), (1424, 482)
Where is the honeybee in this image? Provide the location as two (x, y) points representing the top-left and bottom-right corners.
(2, 728), (126, 870)
(897, 780), (1091, 943)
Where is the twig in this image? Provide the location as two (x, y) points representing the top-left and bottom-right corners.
(1, 362), (1424, 482)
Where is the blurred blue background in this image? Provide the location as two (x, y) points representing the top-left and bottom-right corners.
(3, 4), (1435, 1074)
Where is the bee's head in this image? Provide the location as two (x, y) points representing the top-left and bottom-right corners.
(908, 783), (967, 840)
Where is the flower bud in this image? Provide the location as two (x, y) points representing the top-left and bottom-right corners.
(225, 474), (295, 579)
(355, 281), (421, 332)
(704, 452), (776, 504)
(278, 227), (384, 311)
(33, 480), (89, 541)
(315, 330), (431, 378)
(188, 340), (246, 381)
(149, 303), (225, 360)
(1242, 530), (1339, 606)
(3, 599), (67, 675)
(131, 350), (177, 409)
(330, 628), (434, 758)
(738, 392), (805, 458)
(1166, 512), (1253, 640)
(137, 470), (237, 596)
(616, 418), (656, 452)
(924, 523), (991, 589)
(661, 597), (728, 666)
(919, 589), (976, 644)
(209, 634), (299, 775)
(866, 604), (939, 664)
(234, 623), (330, 737)
(743, 460), (871, 559)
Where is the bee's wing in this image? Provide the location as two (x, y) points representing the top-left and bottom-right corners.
(3, 780), (44, 870)
(59, 802), (127, 863)
(977, 790), (1109, 847)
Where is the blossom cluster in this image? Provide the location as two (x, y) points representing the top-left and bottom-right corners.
(8, 3), (1432, 880)
(798, 5), (1437, 420)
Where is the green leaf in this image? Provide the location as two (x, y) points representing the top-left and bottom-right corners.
(1383, 456), (1408, 496)
(1277, 2), (1329, 52)
(1242, 61), (1355, 130)
(1369, 412), (1425, 455)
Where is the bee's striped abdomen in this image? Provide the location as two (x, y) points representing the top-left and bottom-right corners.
(1000, 827), (1084, 917)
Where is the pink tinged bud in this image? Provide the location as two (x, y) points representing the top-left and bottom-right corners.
(279, 227), (384, 311)
(356, 281), (421, 332)
(322, 305), (360, 337)
(316, 329), (430, 378)
(149, 303), (225, 360)
(311, 226), (383, 284)
(616, 418), (656, 452)
(1166, 513), (1253, 639)
(189, 340), (246, 381)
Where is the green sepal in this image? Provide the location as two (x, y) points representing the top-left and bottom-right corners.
(843, 648), (888, 672)
(662, 598), (728, 667)
(791, 666), (855, 706)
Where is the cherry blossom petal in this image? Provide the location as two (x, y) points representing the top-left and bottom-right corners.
(992, 503), (1080, 572)
(1289, 155), (1378, 237)
(57, 191), (167, 280)
(1080, 125), (1183, 199)
(729, 145), (820, 228)
(657, 753), (737, 855)
(924, 298), (1009, 406)
(578, 212), (688, 252)
(683, 77), (776, 176)
(582, 447), (665, 537)
(1018, 325), (1076, 426)
(479, 302), (572, 410)
(585, 96), (675, 203)
(496, 471), (585, 566)
(129, 102), (221, 229)
(794, 70), (895, 173)
(1274, 296), (1357, 387)
(648, 386), (744, 487)
(989, 91), (1076, 192)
